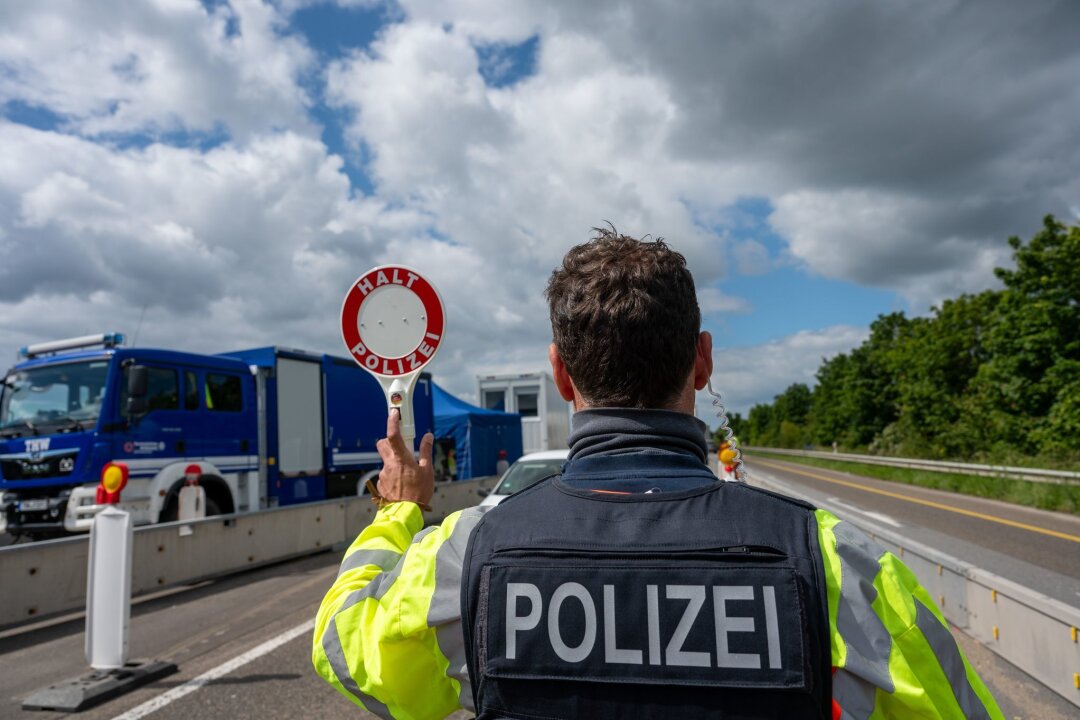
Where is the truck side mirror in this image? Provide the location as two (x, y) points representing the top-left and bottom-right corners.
(126, 366), (149, 418)
(128, 365), (148, 398)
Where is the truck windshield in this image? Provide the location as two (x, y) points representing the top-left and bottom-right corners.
(0, 360), (111, 433)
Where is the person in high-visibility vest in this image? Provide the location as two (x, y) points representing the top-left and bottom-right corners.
(446, 447), (457, 481)
(313, 229), (1003, 719)
(719, 446), (739, 481)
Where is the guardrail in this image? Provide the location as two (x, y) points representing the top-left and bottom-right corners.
(748, 468), (1080, 709)
(0, 476), (498, 630)
(746, 446), (1080, 485)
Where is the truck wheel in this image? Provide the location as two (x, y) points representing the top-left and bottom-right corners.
(358, 468), (382, 495)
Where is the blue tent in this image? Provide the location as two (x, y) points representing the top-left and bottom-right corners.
(433, 383), (523, 479)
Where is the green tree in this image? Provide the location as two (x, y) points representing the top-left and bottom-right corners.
(750, 215), (1079, 465)
(961, 216), (1080, 455)
(882, 292), (999, 457)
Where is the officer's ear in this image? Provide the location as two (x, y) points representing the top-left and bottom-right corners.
(693, 331), (714, 391)
(549, 344), (577, 403)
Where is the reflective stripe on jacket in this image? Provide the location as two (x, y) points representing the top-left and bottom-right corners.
(312, 501), (1004, 720)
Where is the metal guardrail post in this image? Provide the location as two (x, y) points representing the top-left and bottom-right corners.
(746, 446), (1080, 485)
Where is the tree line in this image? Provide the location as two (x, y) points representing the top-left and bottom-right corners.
(730, 216), (1080, 463)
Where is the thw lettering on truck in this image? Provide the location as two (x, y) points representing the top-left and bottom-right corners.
(482, 566), (807, 689)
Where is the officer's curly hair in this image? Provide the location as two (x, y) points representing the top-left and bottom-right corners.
(545, 225), (701, 408)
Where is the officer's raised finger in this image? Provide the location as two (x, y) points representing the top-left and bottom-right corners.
(417, 432), (434, 469)
(376, 437), (393, 464)
(384, 408), (410, 458)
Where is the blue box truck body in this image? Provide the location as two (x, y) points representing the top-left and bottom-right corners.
(0, 335), (432, 538)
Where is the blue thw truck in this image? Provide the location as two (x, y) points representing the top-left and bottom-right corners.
(0, 334), (433, 539)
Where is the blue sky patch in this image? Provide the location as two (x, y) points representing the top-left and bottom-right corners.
(2, 100), (66, 133)
(99, 124), (233, 153)
(309, 100), (376, 196)
(199, 0), (240, 38)
(290, 1), (391, 61)
(701, 196), (905, 346)
(475, 35), (539, 88)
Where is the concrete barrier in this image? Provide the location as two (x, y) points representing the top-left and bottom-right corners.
(0, 476), (498, 630)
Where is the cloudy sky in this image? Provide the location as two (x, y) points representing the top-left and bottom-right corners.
(1, 0), (1077, 423)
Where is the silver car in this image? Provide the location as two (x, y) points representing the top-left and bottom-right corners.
(479, 449), (569, 507)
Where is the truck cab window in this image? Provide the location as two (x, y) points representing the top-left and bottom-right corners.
(120, 367), (179, 413)
(185, 371), (199, 410)
(206, 373), (242, 412)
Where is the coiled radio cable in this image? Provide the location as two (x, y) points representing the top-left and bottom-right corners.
(706, 378), (746, 481)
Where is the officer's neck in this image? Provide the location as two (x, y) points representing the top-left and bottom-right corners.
(570, 377), (696, 415)
(566, 407), (709, 463)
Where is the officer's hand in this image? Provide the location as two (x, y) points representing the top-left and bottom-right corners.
(375, 409), (435, 507)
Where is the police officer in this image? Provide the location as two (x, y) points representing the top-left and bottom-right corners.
(313, 229), (1003, 719)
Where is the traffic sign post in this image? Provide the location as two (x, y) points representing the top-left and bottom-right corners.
(340, 265), (446, 448)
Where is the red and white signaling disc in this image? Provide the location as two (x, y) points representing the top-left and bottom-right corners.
(340, 265), (445, 377)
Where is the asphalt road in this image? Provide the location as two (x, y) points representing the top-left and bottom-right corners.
(2, 464), (1078, 719)
(745, 455), (1080, 606)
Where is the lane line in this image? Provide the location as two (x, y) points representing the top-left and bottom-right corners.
(751, 459), (1080, 544)
(828, 497), (902, 528)
(110, 619), (315, 720)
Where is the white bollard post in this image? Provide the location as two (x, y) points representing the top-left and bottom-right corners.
(85, 505), (133, 670)
(24, 482), (176, 712)
(178, 484), (206, 522)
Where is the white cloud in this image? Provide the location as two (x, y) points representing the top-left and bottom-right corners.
(320, 17), (747, 400)
(770, 189), (1014, 308)
(0, 121), (432, 353)
(695, 324), (869, 424)
(697, 287), (751, 315)
(384, 0), (1078, 302)
(0, 0), (314, 138)
(2, 0), (1077, 428)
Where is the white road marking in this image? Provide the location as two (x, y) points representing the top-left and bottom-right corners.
(750, 467), (904, 528)
(828, 498), (903, 528)
(110, 619), (315, 720)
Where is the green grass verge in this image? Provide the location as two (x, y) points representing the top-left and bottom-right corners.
(749, 451), (1080, 516)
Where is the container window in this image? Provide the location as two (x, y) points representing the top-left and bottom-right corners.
(516, 391), (539, 417)
(483, 390), (506, 411)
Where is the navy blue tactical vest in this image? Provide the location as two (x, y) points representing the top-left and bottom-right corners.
(461, 477), (832, 719)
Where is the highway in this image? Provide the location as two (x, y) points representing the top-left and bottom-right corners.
(1, 461), (1078, 719)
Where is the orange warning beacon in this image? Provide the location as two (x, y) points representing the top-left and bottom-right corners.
(96, 462), (129, 505)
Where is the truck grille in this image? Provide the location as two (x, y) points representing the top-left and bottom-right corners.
(1, 453), (77, 480)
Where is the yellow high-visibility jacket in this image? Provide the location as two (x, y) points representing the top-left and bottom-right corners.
(313, 502), (1003, 719)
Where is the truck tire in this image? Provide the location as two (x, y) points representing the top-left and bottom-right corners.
(358, 468), (382, 495)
